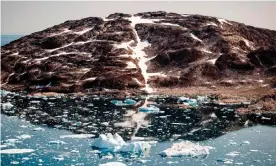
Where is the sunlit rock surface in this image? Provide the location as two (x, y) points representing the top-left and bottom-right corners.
(1, 11), (276, 95)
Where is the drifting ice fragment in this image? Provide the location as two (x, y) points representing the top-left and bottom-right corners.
(0, 149), (35, 154)
(111, 99), (137, 106)
(139, 105), (160, 113)
(160, 141), (213, 157)
(1, 102), (14, 110)
(91, 133), (151, 153)
(99, 162), (126, 166)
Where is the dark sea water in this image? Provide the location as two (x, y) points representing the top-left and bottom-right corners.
(1, 35), (24, 46)
(1, 36), (276, 166)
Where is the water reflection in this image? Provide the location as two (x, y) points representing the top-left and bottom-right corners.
(0, 94), (271, 142)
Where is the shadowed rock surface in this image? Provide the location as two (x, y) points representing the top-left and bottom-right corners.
(1, 11), (276, 95)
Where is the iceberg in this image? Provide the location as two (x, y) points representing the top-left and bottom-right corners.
(178, 97), (198, 107)
(111, 99), (137, 106)
(1, 102), (14, 110)
(139, 105), (160, 113)
(99, 162), (126, 166)
(160, 141), (213, 157)
(91, 133), (151, 153)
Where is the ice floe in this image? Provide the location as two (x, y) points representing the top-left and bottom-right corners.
(1, 102), (14, 110)
(49, 140), (66, 145)
(139, 105), (160, 113)
(91, 133), (151, 153)
(160, 141), (214, 157)
(0, 148), (35, 154)
(99, 162), (126, 166)
(60, 134), (95, 139)
(111, 99), (137, 106)
(16, 134), (32, 140)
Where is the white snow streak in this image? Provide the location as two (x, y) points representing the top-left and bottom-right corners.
(73, 28), (93, 35)
(125, 61), (137, 69)
(190, 33), (203, 42)
(218, 18), (232, 25)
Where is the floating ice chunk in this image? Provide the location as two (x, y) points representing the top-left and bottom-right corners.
(99, 162), (126, 166)
(160, 141), (214, 157)
(111, 99), (137, 106)
(10, 161), (19, 164)
(1, 102), (14, 110)
(250, 149), (259, 152)
(91, 133), (151, 153)
(124, 99), (137, 105)
(71, 149), (79, 153)
(91, 133), (125, 150)
(241, 141), (250, 145)
(210, 113), (217, 118)
(261, 116), (271, 120)
(226, 151), (240, 157)
(53, 155), (64, 161)
(16, 134), (32, 140)
(139, 105), (160, 113)
(33, 127), (45, 131)
(0, 144), (9, 148)
(0, 149), (35, 154)
(49, 140), (66, 145)
(60, 134), (95, 139)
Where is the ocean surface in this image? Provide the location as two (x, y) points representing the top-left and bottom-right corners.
(1, 36), (276, 166)
(1, 35), (24, 46)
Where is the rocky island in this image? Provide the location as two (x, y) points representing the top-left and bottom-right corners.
(1, 11), (276, 111)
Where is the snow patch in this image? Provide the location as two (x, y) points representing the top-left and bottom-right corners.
(207, 58), (217, 64)
(206, 22), (218, 27)
(190, 33), (203, 42)
(83, 77), (97, 81)
(218, 18), (232, 25)
(73, 28), (93, 35)
(126, 61), (137, 69)
(159, 22), (180, 27)
(50, 28), (71, 37)
(133, 78), (143, 85)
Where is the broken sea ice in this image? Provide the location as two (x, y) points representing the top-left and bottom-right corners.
(160, 141), (214, 157)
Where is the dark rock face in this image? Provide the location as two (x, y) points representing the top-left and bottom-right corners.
(1, 11), (276, 94)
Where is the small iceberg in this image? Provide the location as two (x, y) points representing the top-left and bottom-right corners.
(139, 105), (160, 113)
(0, 149), (35, 154)
(99, 162), (126, 166)
(178, 97), (198, 107)
(111, 99), (137, 106)
(1, 102), (14, 110)
(91, 133), (151, 154)
(160, 141), (214, 157)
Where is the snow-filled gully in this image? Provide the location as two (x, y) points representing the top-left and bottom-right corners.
(125, 16), (167, 93)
